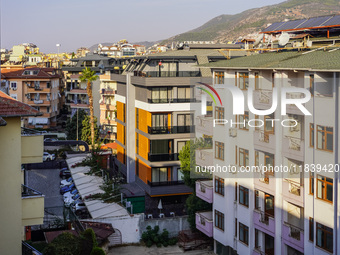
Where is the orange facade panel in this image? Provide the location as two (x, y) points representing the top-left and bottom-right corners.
(117, 122), (125, 145)
(117, 144), (125, 165)
(116, 102), (125, 122)
(137, 108), (151, 133)
(139, 133), (149, 161)
(138, 160), (151, 184)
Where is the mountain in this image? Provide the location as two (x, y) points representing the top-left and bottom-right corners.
(163, 0), (340, 44)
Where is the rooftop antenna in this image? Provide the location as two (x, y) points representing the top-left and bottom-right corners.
(278, 33), (290, 47)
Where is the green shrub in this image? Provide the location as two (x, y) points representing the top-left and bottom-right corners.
(90, 247), (106, 255)
(141, 226), (176, 248)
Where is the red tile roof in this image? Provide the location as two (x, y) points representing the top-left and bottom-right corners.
(1, 67), (61, 79)
(0, 91), (42, 117)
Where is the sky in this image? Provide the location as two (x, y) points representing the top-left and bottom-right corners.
(1, 0), (285, 53)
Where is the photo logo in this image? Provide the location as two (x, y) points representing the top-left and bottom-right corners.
(197, 82), (223, 106)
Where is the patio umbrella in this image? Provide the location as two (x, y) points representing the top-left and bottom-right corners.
(158, 199), (163, 214)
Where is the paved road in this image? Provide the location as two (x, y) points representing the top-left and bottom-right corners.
(108, 246), (214, 255)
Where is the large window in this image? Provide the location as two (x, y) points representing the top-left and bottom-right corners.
(309, 217), (314, 242)
(151, 87), (172, 103)
(152, 114), (168, 128)
(214, 71), (224, 84)
(215, 177), (224, 196)
(317, 175), (333, 203)
(215, 107), (224, 119)
(265, 114), (275, 134)
(177, 114), (193, 127)
(239, 223), (249, 245)
(238, 111), (249, 130)
(10, 81), (17, 90)
(239, 148), (249, 167)
(239, 186), (249, 207)
(316, 223), (333, 253)
(215, 142), (224, 160)
(151, 167), (168, 183)
(239, 72), (249, 90)
(317, 125), (333, 152)
(177, 87), (193, 102)
(215, 210), (224, 231)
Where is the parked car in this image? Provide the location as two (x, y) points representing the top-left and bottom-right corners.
(65, 194), (81, 207)
(60, 177), (73, 187)
(43, 152), (55, 161)
(74, 202), (87, 212)
(59, 169), (71, 179)
(63, 189), (78, 201)
(70, 199), (83, 210)
(44, 138), (58, 142)
(60, 183), (75, 194)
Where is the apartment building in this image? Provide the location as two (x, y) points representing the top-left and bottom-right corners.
(0, 91), (44, 255)
(1, 67), (63, 129)
(114, 45), (243, 216)
(194, 47), (340, 255)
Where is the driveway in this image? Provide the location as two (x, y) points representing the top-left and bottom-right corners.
(108, 245), (214, 255)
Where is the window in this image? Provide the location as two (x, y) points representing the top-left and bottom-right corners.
(239, 148), (249, 167)
(215, 177), (224, 196)
(151, 87), (173, 103)
(317, 125), (333, 152)
(215, 141), (224, 160)
(177, 168), (184, 181)
(215, 107), (224, 119)
(309, 217), (314, 242)
(255, 72), (259, 90)
(214, 210), (224, 231)
(177, 114), (193, 127)
(152, 113), (168, 128)
(255, 190), (260, 210)
(235, 182), (238, 201)
(255, 229), (260, 248)
(309, 172), (314, 195)
(310, 123), (314, 147)
(10, 82), (17, 90)
(235, 218), (237, 237)
(151, 167), (168, 183)
(46, 107), (50, 113)
(239, 223), (249, 245)
(46, 82), (51, 88)
(177, 87), (193, 102)
(47, 93), (51, 101)
(238, 111), (249, 130)
(239, 72), (249, 90)
(239, 186), (249, 207)
(206, 101), (213, 117)
(265, 153), (275, 176)
(317, 175), (333, 203)
(255, 151), (259, 166)
(310, 74), (314, 96)
(316, 223), (333, 253)
(265, 114), (275, 134)
(214, 71), (224, 84)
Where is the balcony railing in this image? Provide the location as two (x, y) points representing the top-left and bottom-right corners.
(147, 180), (185, 187)
(148, 153), (179, 162)
(33, 99), (44, 104)
(22, 184), (43, 197)
(148, 98), (197, 104)
(134, 71), (201, 77)
(22, 241), (42, 255)
(284, 222), (303, 241)
(147, 125), (195, 134)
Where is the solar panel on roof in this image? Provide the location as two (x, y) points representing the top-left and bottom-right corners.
(322, 15), (340, 26)
(278, 19), (307, 31)
(262, 22), (285, 32)
(296, 16), (333, 29)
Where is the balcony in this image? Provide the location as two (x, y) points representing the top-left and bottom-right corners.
(136, 177), (192, 196)
(101, 88), (116, 95)
(68, 88), (87, 94)
(27, 87), (50, 93)
(22, 185), (44, 226)
(147, 98), (197, 104)
(21, 135), (43, 164)
(253, 90), (273, 109)
(286, 93), (305, 115)
(253, 210), (275, 236)
(147, 126), (195, 134)
(282, 136), (304, 162)
(196, 149), (213, 167)
(196, 116), (213, 136)
(148, 153), (179, 162)
(196, 211), (213, 237)
(282, 179), (304, 207)
(282, 223), (304, 253)
(22, 241), (43, 255)
(147, 180), (185, 187)
(196, 180), (213, 203)
(134, 70), (201, 77)
(253, 131), (275, 153)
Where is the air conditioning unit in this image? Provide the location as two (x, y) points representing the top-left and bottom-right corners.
(229, 128), (237, 137)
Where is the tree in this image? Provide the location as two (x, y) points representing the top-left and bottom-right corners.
(66, 109), (87, 140)
(79, 67), (98, 147)
(81, 115), (99, 145)
(178, 140), (212, 230)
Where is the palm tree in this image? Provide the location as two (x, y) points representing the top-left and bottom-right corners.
(79, 67), (98, 147)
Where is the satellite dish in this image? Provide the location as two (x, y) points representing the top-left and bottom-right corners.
(254, 34), (264, 47)
(279, 33), (290, 47)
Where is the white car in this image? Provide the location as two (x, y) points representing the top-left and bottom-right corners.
(63, 189), (78, 201)
(60, 177), (73, 187)
(43, 152), (55, 161)
(65, 193), (81, 207)
(74, 202), (87, 212)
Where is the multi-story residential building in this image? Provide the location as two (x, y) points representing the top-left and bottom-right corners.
(1, 67), (63, 129)
(0, 91), (44, 255)
(195, 42), (340, 255)
(62, 53), (128, 139)
(114, 44), (242, 216)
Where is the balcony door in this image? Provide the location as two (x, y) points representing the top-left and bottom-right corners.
(177, 114), (193, 133)
(265, 194), (274, 218)
(265, 234), (274, 255)
(152, 114), (169, 133)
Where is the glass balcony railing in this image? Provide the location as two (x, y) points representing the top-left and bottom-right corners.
(21, 184), (43, 197)
(148, 125), (195, 134)
(134, 71), (201, 77)
(147, 180), (185, 187)
(148, 153), (179, 162)
(148, 98), (197, 104)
